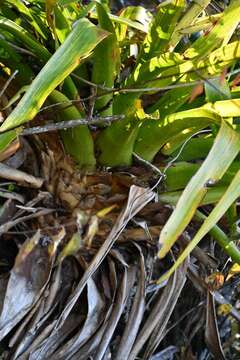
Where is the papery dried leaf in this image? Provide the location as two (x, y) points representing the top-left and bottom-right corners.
(0, 208), (54, 235)
(93, 267), (131, 360)
(115, 247), (145, 360)
(0, 199), (17, 226)
(205, 291), (226, 360)
(54, 185), (155, 329)
(0, 231), (53, 340)
(27, 259), (83, 360)
(0, 163), (43, 188)
(51, 278), (105, 360)
(149, 346), (178, 360)
(11, 260), (65, 358)
(129, 257), (189, 360)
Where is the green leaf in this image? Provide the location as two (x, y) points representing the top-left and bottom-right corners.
(49, 91), (96, 169)
(205, 78), (231, 102)
(140, 0), (185, 61)
(0, 18), (108, 133)
(162, 161), (240, 192)
(161, 126), (207, 156)
(184, 0), (240, 59)
(195, 210), (240, 264)
(158, 170), (240, 283)
(115, 6), (151, 42)
(163, 136), (214, 161)
(91, 2), (120, 116)
(176, 14), (221, 36)
(147, 85), (194, 116)
(113, 40), (240, 116)
(97, 38), (240, 166)
(57, 0), (80, 5)
(159, 187), (227, 207)
(204, 98), (240, 117)
(0, 38), (34, 85)
(4, 0), (48, 39)
(90, 7), (149, 33)
(0, 16), (51, 62)
(0, 130), (18, 153)
(135, 108), (221, 161)
(54, 5), (71, 43)
(158, 120), (240, 259)
(97, 115), (140, 166)
(0, 15), (88, 100)
(169, 0), (212, 48)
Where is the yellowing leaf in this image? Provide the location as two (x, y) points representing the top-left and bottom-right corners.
(226, 263), (240, 281)
(97, 205), (117, 218)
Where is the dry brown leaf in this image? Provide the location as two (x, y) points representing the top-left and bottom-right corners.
(0, 163), (43, 188)
(49, 185), (155, 335)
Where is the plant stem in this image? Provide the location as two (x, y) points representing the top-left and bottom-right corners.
(21, 115), (125, 135)
(195, 210), (240, 264)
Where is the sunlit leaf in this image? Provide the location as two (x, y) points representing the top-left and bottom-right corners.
(184, 0), (240, 59)
(92, 2), (120, 116)
(170, 0), (212, 48)
(158, 121), (240, 259)
(140, 0), (185, 61)
(158, 168), (240, 283)
(0, 18), (108, 134)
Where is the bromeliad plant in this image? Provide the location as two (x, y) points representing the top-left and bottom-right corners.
(0, 0), (240, 278)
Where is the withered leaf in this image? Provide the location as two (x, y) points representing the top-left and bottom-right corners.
(0, 230), (54, 341)
(129, 257), (189, 360)
(54, 185), (155, 329)
(205, 290), (226, 360)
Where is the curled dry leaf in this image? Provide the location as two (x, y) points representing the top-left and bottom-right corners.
(0, 230), (56, 341)
(115, 246), (146, 360)
(0, 163), (43, 188)
(129, 256), (189, 360)
(0, 208), (55, 235)
(51, 278), (105, 360)
(54, 185), (155, 329)
(0, 188), (24, 203)
(205, 290), (226, 360)
(93, 268), (130, 360)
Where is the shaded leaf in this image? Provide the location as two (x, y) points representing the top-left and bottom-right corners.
(205, 291), (226, 360)
(115, 247), (145, 360)
(129, 257), (189, 360)
(0, 231), (53, 340)
(45, 185), (155, 340)
(51, 278), (105, 359)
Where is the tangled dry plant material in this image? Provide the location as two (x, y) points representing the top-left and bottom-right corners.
(0, 134), (238, 359)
